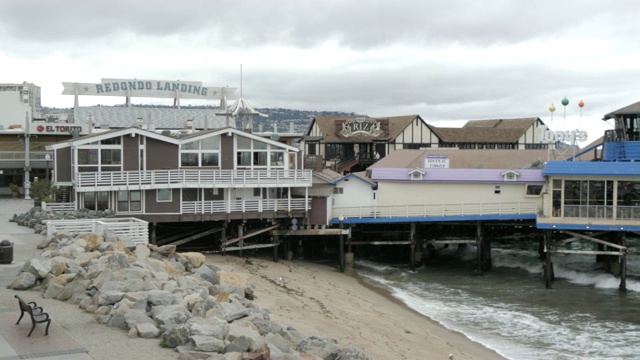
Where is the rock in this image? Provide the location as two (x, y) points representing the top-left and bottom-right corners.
(148, 244), (177, 256)
(124, 308), (156, 329)
(136, 322), (161, 338)
(181, 252), (205, 270)
(162, 324), (191, 348)
(97, 290), (126, 306)
(224, 336), (251, 353)
(26, 256), (54, 278)
(335, 345), (369, 360)
(151, 304), (191, 328)
(191, 335), (225, 352)
(9, 272), (37, 290)
(43, 282), (65, 299)
(296, 336), (339, 360)
(192, 264), (219, 285)
(187, 317), (229, 340)
(83, 233), (104, 251)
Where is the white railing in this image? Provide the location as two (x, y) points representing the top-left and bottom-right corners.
(181, 198), (310, 214)
(41, 202), (76, 213)
(45, 218), (148, 245)
(0, 151), (53, 161)
(332, 202), (539, 219)
(75, 169), (313, 190)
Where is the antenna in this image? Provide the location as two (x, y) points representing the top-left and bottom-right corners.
(240, 64), (243, 99)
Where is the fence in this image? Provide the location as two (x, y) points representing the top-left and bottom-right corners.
(45, 218), (148, 245)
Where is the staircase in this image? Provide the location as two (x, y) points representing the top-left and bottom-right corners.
(336, 156), (359, 173)
(58, 186), (71, 202)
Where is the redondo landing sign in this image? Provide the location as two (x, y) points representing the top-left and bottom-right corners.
(62, 78), (237, 101)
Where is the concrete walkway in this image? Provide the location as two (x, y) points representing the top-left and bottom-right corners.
(0, 198), (92, 360)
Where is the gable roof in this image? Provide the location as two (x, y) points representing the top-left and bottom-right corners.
(462, 117), (540, 129)
(306, 115), (424, 143)
(46, 126), (180, 150)
(335, 171), (376, 187)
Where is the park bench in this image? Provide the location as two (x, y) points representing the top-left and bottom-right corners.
(14, 294), (51, 337)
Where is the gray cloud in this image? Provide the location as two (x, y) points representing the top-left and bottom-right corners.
(1, 0), (638, 139)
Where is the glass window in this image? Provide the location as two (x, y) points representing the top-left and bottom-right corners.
(78, 149), (99, 165)
(101, 149), (121, 164)
(182, 141), (198, 151)
(181, 153), (198, 166)
(200, 136), (219, 150)
(526, 184), (544, 196)
(157, 189), (172, 202)
(237, 136), (251, 149)
(202, 153), (219, 166)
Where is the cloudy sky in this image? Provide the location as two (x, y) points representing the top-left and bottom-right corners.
(1, 0), (638, 143)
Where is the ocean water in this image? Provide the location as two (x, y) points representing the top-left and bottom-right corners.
(355, 238), (640, 360)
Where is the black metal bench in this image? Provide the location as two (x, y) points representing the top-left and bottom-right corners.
(15, 294), (51, 337)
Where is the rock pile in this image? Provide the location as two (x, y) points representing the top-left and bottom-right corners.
(10, 206), (115, 235)
(9, 230), (369, 360)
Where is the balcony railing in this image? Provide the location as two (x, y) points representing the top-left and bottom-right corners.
(75, 169), (313, 190)
(0, 151), (53, 161)
(333, 202), (538, 219)
(562, 205), (640, 220)
(181, 198), (310, 214)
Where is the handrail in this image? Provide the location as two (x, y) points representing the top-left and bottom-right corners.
(75, 169), (313, 189)
(333, 202), (538, 219)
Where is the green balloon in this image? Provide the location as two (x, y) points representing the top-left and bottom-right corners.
(561, 97), (569, 106)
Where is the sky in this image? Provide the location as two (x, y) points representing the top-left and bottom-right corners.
(1, 0), (639, 145)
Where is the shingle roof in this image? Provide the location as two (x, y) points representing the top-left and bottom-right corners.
(369, 148), (589, 170)
(75, 106), (232, 130)
(430, 117), (541, 143)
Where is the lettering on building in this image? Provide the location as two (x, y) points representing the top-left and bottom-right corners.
(337, 118), (387, 138)
(539, 125), (588, 144)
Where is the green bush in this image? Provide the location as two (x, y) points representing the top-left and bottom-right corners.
(30, 179), (57, 204)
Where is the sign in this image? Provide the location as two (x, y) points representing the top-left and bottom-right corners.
(539, 125), (588, 144)
(424, 154), (449, 168)
(337, 118), (386, 137)
(34, 123), (89, 135)
(62, 78), (237, 101)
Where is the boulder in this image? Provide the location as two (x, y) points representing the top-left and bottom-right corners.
(9, 272), (37, 290)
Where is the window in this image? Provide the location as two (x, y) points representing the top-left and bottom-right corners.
(181, 136), (221, 167)
(526, 184), (544, 196)
(408, 168), (425, 180)
(117, 190), (141, 212)
(334, 187), (344, 194)
(157, 189), (172, 202)
(502, 170), (519, 181)
(494, 185), (501, 194)
(83, 191), (109, 210)
(235, 137), (285, 169)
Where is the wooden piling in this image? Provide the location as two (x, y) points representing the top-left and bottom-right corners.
(409, 223), (416, 271)
(620, 233), (627, 292)
(475, 221), (483, 274)
(544, 229), (554, 289)
(339, 218), (345, 272)
(272, 236), (279, 262)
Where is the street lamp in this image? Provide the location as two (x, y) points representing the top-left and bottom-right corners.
(44, 153), (51, 181)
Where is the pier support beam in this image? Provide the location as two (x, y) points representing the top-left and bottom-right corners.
(475, 221), (490, 274)
(409, 223), (416, 271)
(543, 229), (554, 289)
(272, 236), (279, 262)
(296, 239), (304, 259)
(345, 227), (354, 270)
(150, 222), (157, 245)
(339, 217), (345, 272)
(619, 233), (627, 292)
(238, 223), (244, 257)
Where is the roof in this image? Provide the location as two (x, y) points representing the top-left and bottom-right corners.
(543, 161), (640, 177)
(431, 127), (526, 143)
(336, 171), (376, 187)
(371, 167), (545, 183)
(46, 126), (300, 152)
(603, 101), (640, 120)
(75, 106), (231, 130)
(306, 115), (422, 143)
(370, 148), (568, 169)
(462, 117), (540, 129)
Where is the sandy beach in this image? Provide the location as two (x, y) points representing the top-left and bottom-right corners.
(207, 254), (506, 360)
(0, 199), (505, 360)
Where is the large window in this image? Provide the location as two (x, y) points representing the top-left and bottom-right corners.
(181, 136), (220, 167)
(117, 191), (141, 212)
(236, 136), (286, 169)
(77, 140), (122, 173)
(83, 191), (109, 211)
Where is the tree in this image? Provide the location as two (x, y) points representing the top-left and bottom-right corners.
(29, 179), (57, 205)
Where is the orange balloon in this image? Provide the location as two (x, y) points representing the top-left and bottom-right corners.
(579, 100), (585, 108)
